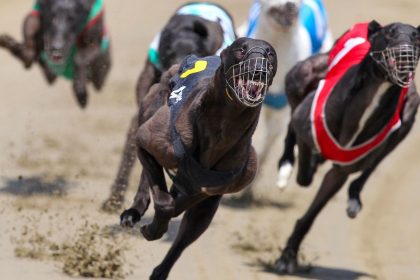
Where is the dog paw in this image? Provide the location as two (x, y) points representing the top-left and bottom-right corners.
(0, 34), (15, 48)
(74, 91), (88, 108)
(140, 223), (168, 241)
(150, 265), (169, 280)
(276, 161), (293, 189)
(273, 248), (298, 274)
(346, 198), (362, 219)
(120, 208), (141, 227)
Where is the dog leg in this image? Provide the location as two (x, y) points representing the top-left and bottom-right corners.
(73, 45), (103, 108)
(73, 53), (90, 108)
(277, 122), (296, 188)
(346, 168), (374, 218)
(140, 184), (175, 241)
(347, 101), (418, 219)
(150, 195), (221, 280)
(0, 14), (39, 68)
(102, 115), (139, 213)
(295, 138), (317, 187)
(121, 147), (174, 240)
(90, 48), (111, 91)
(120, 171), (150, 227)
(37, 57), (57, 84)
(274, 166), (348, 273)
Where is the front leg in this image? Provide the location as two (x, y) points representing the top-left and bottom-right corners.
(348, 89), (420, 218)
(0, 14), (40, 68)
(275, 166), (348, 273)
(73, 46), (101, 108)
(120, 147), (174, 242)
(120, 171), (150, 227)
(121, 108), (176, 240)
(138, 147), (174, 241)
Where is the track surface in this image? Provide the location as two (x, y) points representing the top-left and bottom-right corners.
(0, 1), (419, 279)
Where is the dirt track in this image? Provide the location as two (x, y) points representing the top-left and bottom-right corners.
(1, 1), (419, 279)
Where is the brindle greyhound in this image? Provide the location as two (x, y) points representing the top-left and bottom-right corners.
(102, 2), (236, 213)
(119, 38), (277, 279)
(0, 0), (111, 108)
(275, 21), (420, 273)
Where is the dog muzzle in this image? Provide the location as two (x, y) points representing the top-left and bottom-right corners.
(225, 57), (273, 107)
(370, 44), (420, 88)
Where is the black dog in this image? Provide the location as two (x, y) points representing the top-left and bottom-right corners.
(275, 21), (420, 273)
(119, 37), (277, 279)
(0, 0), (111, 108)
(102, 2), (237, 213)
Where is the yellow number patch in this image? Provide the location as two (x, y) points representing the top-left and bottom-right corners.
(180, 60), (208, 78)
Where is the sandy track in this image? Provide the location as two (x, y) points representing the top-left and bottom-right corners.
(1, 0), (419, 279)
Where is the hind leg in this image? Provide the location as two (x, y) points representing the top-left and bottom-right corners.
(277, 122), (296, 188)
(295, 137), (318, 187)
(150, 195), (221, 280)
(102, 114), (139, 213)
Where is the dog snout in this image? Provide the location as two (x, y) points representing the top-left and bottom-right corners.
(285, 1), (298, 12)
(50, 37), (65, 52)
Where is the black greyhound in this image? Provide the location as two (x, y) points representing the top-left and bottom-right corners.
(102, 2), (236, 213)
(119, 37), (277, 279)
(0, 0), (111, 108)
(275, 21), (420, 273)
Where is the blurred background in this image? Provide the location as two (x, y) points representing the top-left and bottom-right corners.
(0, 1), (419, 279)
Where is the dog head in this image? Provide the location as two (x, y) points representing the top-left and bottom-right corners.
(368, 20), (420, 87)
(39, 0), (94, 64)
(260, 0), (301, 30)
(158, 15), (224, 70)
(222, 38), (277, 107)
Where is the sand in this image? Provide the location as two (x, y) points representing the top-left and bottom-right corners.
(1, 0), (419, 279)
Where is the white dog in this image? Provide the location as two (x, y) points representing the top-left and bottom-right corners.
(240, 0), (333, 190)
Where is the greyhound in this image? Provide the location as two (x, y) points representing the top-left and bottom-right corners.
(0, 0), (111, 108)
(275, 21), (420, 273)
(119, 37), (277, 279)
(236, 0), (332, 201)
(102, 2), (236, 213)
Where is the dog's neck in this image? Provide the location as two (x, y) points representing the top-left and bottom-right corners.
(253, 16), (308, 94)
(331, 55), (402, 147)
(193, 68), (261, 170)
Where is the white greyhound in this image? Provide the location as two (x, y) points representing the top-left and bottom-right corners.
(240, 0), (333, 190)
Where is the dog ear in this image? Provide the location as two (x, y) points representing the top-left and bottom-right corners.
(220, 47), (229, 67)
(193, 21), (208, 38)
(80, 0), (95, 12)
(368, 20), (382, 37)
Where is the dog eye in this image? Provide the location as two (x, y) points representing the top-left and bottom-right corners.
(235, 48), (246, 55)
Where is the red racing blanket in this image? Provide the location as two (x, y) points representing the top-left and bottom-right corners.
(310, 22), (407, 165)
